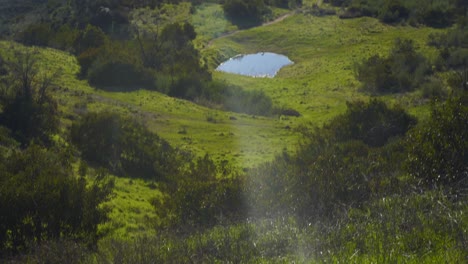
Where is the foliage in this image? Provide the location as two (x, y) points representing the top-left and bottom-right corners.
(326, 99), (416, 147)
(71, 112), (180, 181)
(356, 38), (430, 94)
(406, 94), (468, 186)
(0, 144), (114, 256)
(154, 154), (246, 230)
(5, 239), (91, 264)
(0, 49), (59, 145)
(223, 0), (271, 28)
(429, 20), (468, 91)
(336, 0), (460, 27)
(74, 24), (108, 54)
(15, 23), (54, 47)
(247, 99), (413, 222)
(321, 189), (468, 262)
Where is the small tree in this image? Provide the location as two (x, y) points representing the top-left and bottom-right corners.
(0, 144), (114, 256)
(0, 49), (60, 145)
(406, 95), (468, 186)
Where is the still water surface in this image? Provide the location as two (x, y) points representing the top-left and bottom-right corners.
(216, 52), (293, 78)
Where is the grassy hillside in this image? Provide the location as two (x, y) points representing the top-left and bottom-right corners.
(206, 13), (443, 123)
(0, 2), (446, 241)
(2, 1), (466, 262)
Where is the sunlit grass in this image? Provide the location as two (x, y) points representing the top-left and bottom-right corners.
(0, 5), (450, 248)
(205, 14), (443, 127)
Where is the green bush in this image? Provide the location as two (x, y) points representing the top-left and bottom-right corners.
(15, 23), (54, 47)
(0, 144), (113, 256)
(406, 94), (468, 186)
(154, 154), (246, 229)
(356, 38), (430, 94)
(87, 59), (155, 90)
(326, 99), (416, 147)
(71, 112), (178, 180)
(223, 0), (270, 28)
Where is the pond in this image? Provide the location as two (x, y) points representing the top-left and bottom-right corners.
(215, 52), (293, 78)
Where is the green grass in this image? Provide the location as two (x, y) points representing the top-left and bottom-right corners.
(0, 4), (449, 246)
(205, 14), (443, 127)
(99, 177), (162, 239)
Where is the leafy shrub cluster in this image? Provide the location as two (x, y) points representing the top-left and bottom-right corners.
(0, 145), (114, 256)
(71, 112), (178, 181)
(356, 38), (430, 94)
(326, 99), (416, 147)
(0, 50), (113, 259)
(429, 20), (468, 91)
(154, 154), (246, 230)
(144, 94), (465, 262)
(329, 0), (463, 27)
(406, 94), (468, 186)
(223, 0), (302, 28)
(247, 100), (413, 222)
(0, 49), (59, 145)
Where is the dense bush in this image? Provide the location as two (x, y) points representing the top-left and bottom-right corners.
(71, 112), (179, 181)
(0, 49), (59, 145)
(87, 57), (155, 90)
(223, 0), (270, 27)
(429, 21), (468, 91)
(336, 0), (460, 27)
(154, 155), (246, 230)
(356, 38), (430, 94)
(15, 23), (54, 47)
(326, 99), (416, 147)
(406, 94), (468, 186)
(0, 144), (114, 256)
(247, 99), (412, 222)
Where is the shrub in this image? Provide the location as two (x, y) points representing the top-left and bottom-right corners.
(0, 144), (113, 256)
(87, 58), (155, 90)
(223, 0), (270, 27)
(153, 154), (246, 229)
(71, 112), (178, 180)
(406, 94), (468, 186)
(15, 23), (53, 47)
(356, 38), (430, 94)
(326, 99), (416, 147)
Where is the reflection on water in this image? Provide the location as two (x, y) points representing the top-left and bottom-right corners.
(216, 52), (293, 78)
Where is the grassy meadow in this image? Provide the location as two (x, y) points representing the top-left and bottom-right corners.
(1, 2), (462, 259)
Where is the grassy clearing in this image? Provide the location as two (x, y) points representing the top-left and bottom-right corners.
(0, 39), (298, 238)
(205, 14), (443, 128)
(0, 4), (448, 243)
(99, 177), (161, 239)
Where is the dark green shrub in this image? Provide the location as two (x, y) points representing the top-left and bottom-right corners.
(73, 24), (108, 54)
(378, 0), (409, 23)
(71, 112), (177, 180)
(0, 49), (59, 146)
(77, 47), (101, 77)
(0, 144), (113, 256)
(223, 0), (270, 28)
(87, 59), (155, 90)
(154, 154), (245, 229)
(356, 38), (430, 94)
(15, 23), (53, 47)
(406, 94), (468, 186)
(326, 99), (416, 147)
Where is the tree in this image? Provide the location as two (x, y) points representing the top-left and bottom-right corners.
(326, 99), (416, 147)
(0, 144), (114, 256)
(406, 94), (468, 186)
(356, 38), (429, 94)
(0, 49), (60, 145)
(71, 112), (179, 180)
